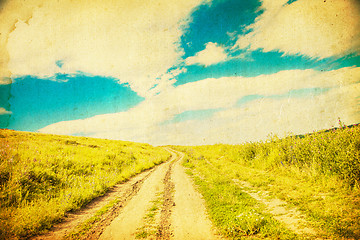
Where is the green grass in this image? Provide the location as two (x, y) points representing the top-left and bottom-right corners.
(0, 129), (170, 239)
(181, 154), (297, 239)
(175, 122), (360, 239)
(2, 122), (359, 239)
(135, 191), (163, 239)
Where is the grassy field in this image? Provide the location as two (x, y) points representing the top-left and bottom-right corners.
(0, 129), (171, 239)
(175, 122), (360, 239)
(1, 122), (359, 239)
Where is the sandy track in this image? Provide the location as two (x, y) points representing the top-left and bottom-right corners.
(171, 150), (221, 240)
(232, 179), (317, 236)
(33, 149), (221, 240)
(98, 148), (221, 240)
(98, 160), (172, 240)
(32, 166), (155, 240)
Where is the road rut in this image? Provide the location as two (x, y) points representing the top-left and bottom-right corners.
(98, 148), (221, 240)
(32, 149), (221, 240)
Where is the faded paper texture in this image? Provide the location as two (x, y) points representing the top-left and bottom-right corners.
(0, 0), (359, 145)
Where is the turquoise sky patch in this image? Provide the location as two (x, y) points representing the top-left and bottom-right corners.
(180, 0), (261, 59)
(7, 74), (144, 131)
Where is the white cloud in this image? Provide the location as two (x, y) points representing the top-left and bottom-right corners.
(0, 108), (12, 115)
(5, 0), (207, 97)
(185, 42), (228, 66)
(0, 0), (45, 81)
(39, 67), (360, 145)
(147, 68), (187, 96)
(234, 0), (360, 59)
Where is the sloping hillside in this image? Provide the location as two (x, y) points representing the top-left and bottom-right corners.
(0, 130), (170, 239)
(175, 123), (360, 239)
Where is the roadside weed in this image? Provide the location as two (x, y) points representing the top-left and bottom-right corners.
(0, 130), (170, 239)
(176, 123), (360, 239)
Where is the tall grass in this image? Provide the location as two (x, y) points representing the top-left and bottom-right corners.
(182, 156), (297, 239)
(0, 130), (170, 239)
(183, 122), (360, 187)
(176, 122), (360, 239)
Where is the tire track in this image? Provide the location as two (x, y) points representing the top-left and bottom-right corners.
(170, 149), (222, 240)
(32, 167), (156, 240)
(42, 149), (221, 240)
(157, 153), (175, 239)
(98, 154), (177, 240)
(81, 170), (154, 240)
(232, 179), (318, 237)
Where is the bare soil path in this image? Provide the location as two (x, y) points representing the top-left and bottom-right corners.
(99, 148), (221, 240)
(33, 149), (221, 240)
(33, 166), (155, 240)
(171, 150), (221, 240)
(232, 179), (318, 237)
(99, 158), (172, 240)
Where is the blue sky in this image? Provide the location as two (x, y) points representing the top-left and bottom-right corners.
(0, 0), (359, 145)
(7, 74), (143, 131)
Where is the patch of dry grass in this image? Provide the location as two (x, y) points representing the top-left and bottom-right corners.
(175, 123), (360, 239)
(0, 130), (170, 239)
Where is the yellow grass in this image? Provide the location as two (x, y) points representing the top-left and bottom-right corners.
(0, 129), (170, 239)
(175, 123), (360, 239)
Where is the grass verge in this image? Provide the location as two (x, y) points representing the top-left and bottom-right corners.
(0, 129), (170, 239)
(174, 123), (360, 239)
(135, 191), (163, 239)
(181, 154), (297, 239)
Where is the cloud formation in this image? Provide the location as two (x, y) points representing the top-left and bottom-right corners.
(234, 0), (360, 59)
(39, 67), (360, 145)
(4, 0), (360, 145)
(0, 0), (45, 82)
(185, 42), (228, 66)
(5, 0), (207, 97)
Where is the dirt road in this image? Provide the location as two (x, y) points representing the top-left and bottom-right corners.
(99, 148), (221, 240)
(34, 148), (221, 240)
(171, 151), (220, 240)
